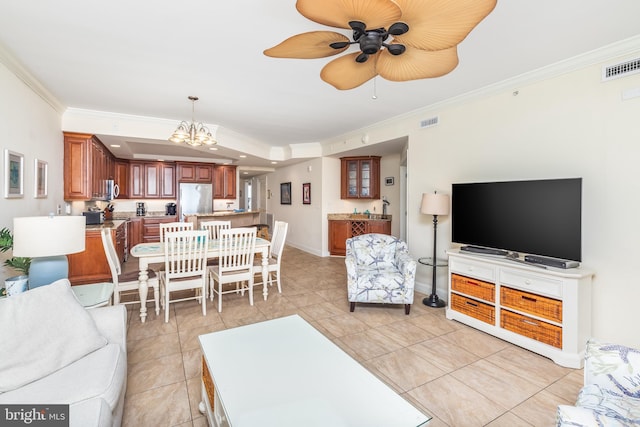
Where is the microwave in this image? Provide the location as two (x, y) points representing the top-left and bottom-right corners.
(82, 211), (104, 225)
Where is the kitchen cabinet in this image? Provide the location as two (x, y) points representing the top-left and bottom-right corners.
(68, 222), (126, 285)
(128, 218), (143, 249)
(64, 132), (115, 200)
(177, 162), (213, 183)
(328, 219), (391, 256)
(114, 160), (129, 199)
(129, 161), (176, 199)
(340, 156), (380, 200)
(142, 216), (177, 243)
(213, 165), (237, 199)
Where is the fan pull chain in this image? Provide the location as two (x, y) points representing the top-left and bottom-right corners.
(372, 76), (378, 100)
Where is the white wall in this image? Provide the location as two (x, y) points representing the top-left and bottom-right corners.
(0, 63), (64, 282)
(322, 50), (640, 347)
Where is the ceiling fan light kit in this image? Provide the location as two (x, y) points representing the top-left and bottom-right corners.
(264, 0), (497, 90)
(169, 96), (217, 147)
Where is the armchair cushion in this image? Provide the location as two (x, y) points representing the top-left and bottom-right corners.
(557, 339), (640, 426)
(0, 279), (108, 392)
(346, 234), (416, 308)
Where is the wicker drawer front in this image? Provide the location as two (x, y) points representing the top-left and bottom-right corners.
(501, 287), (562, 323)
(501, 310), (562, 348)
(451, 293), (495, 325)
(452, 274), (495, 302)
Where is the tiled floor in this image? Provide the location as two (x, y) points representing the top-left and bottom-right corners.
(120, 246), (582, 427)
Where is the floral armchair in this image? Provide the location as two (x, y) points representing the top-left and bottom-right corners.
(345, 233), (416, 315)
(557, 339), (640, 426)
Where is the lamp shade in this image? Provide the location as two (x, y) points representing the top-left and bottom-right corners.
(421, 192), (450, 216)
(12, 216), (85, 257)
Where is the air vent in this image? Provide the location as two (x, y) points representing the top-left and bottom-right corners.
(420, 116), (439, 128)
(602, 57), (640, 81)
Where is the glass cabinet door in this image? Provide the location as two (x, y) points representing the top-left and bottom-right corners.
(348, 161), (358, 196)
(360, 160), (371, 197)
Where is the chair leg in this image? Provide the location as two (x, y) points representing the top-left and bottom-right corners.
(217, 281), (223, 313)
(404, 304), (411, 315)
(154, 285), (160, 315)
(164, 288), (170, 323)
(350, 302), (355, 312)
(275, 268), (282, 293)
(201, 285), (207, 316)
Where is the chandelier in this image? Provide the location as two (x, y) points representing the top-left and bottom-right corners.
(169, 96), (217, 146)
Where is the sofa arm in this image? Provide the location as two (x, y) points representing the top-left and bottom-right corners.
(88, 305), (127, 354)
(584, 339), (640, 397)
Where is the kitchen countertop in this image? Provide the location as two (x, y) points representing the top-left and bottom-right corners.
(327, 213), (391, 221)
(186, 211), (259, 217)
(86, 220), (126, 230)
(112, 212), (175, 220)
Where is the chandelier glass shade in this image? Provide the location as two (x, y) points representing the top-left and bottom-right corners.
(169, 96), (217, 146)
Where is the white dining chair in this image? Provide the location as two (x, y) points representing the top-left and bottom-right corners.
(253, 220), (288, 293)
(209, 227), (257, 312)
(100, 228), (160, 315)
(158, 230), (209, 323)
(200, 220), (231, 240)
(159, 221), (193, 242)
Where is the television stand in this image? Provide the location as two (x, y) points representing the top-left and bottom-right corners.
(460, 245), (509, 256)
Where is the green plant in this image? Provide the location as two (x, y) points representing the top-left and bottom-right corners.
(0, 227), (31, 275)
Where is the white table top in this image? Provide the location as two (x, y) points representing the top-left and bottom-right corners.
(199, 315), (430, 427)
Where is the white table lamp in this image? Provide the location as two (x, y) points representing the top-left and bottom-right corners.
(12, 215), (86, 288)
(421, 192), (450, 308)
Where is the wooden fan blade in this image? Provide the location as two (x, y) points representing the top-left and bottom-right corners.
(320, 52), (378, 90)
(377, 45), (458, 82)
(296, 0), (401, 30)
(393, 0), (497, 50)
(264, 31), (350, 59)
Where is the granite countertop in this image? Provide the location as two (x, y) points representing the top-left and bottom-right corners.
(112, 211), (173, 220)
(328, 213), (391, 221)
(186, 211), (259, 217)
(86, 219), (126, 230)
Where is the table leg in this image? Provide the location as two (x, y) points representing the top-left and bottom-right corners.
(261, 247), (269, 301)
(138, 259), (149, 323)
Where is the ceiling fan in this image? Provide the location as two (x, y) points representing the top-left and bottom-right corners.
(264, 0), (497, 90)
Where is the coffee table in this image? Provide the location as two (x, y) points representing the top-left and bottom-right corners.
(71, 282), (114, 308)
(199, 315), (430, 427)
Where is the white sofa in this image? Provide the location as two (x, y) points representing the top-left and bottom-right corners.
(556, 339), (640, 426)
(0, 279), (127, 427)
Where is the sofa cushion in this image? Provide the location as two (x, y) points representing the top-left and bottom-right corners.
(574, 384), (640, 425)
(70, 398), (112, 427)
(0, 279), (108, 392)
(0, 342), (126, 411)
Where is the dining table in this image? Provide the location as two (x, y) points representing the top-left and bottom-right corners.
(130, 237), (271, 322)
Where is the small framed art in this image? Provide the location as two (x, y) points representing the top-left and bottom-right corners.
(35, 159), (48, 198)
(4, 149), (24, 198)
(302, 183), (311, 204)
(280, 182), (291, 205)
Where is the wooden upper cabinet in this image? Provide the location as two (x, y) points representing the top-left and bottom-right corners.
(129, 161), (176, 199)
(64, 132), (114, 200)
(213, 165), (237, 199)
(340, 156), (381, 200)
(177, 162), (213, 183)
(114, 160), (129, 199)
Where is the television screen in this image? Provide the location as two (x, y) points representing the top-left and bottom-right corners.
(451, 178), (582, 261)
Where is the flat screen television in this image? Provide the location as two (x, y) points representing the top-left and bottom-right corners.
(451, 178), (582, 262)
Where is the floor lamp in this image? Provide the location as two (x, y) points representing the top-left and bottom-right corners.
(421, 192), (450, 308)
(12, 215), (86, 289)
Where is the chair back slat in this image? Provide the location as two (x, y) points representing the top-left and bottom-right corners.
(160, 222), (193, 242)
(100, 228), (122, 282)
(164, 230), (208, 279)
(269, 221), (288, 261)
(200, 220), (231, 240)
(218, 227), (257, 274)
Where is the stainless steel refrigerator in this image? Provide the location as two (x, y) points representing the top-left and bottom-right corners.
(179, 183), (213, 220)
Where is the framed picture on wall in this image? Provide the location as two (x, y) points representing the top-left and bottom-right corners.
(280, 182), (291, 205)
(4, 149), (24, 198)
(34, 159), (48, 198)
(302, 182), (311, 204)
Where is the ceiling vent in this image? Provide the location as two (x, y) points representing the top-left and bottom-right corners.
(602, 57), (640, 81)
(420, 116), (439, 128)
